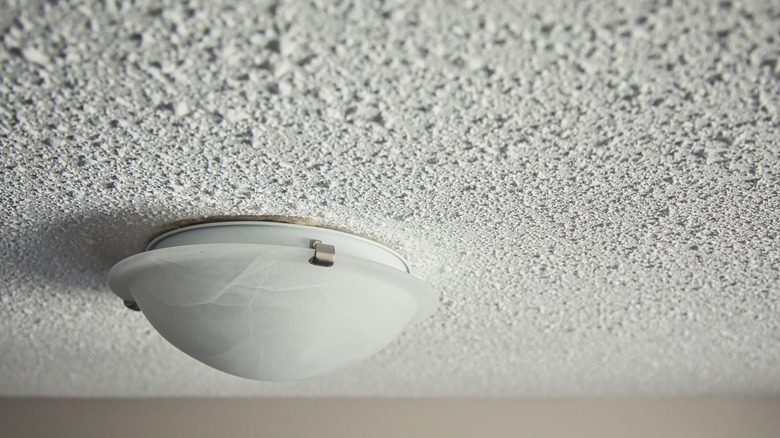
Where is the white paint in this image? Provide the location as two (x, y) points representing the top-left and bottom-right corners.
(0, 0), (778, 397)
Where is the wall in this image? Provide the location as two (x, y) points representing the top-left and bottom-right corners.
(2, 398), (779, 438)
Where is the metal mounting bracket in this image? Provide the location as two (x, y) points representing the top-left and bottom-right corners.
(309, 240), (336, 267)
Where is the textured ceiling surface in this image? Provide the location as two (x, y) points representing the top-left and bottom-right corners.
(1, 0), (779, 397)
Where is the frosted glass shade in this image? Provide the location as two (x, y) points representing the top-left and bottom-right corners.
(107, 222), (437, 381)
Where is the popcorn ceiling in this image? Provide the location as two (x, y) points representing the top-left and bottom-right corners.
(1, 0), (778, 396)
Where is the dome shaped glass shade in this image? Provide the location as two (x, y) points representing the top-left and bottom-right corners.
(107, 222), (437, 381)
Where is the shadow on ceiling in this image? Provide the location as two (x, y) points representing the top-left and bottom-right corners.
(13, 210), (327, 294)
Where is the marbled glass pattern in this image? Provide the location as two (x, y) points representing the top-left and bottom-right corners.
(108, 244), (437, 381)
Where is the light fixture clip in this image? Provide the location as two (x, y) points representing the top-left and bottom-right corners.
(309, 240), (336, 267)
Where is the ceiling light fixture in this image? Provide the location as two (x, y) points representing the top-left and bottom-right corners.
(107, 221), (437, 381)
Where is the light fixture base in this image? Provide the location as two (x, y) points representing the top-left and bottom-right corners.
(148, 221), (410, 272)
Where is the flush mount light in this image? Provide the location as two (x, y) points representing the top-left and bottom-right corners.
(108, 221), (437, 381)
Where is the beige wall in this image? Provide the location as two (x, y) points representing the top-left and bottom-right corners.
(1, 398), (779, 438)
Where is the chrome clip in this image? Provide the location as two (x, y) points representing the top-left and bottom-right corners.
(309, 240), (336, 267)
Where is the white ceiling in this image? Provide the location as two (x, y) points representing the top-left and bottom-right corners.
(1, 0), (779, 397)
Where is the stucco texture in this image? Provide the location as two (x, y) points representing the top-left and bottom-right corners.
(1, 0), (779, 396)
